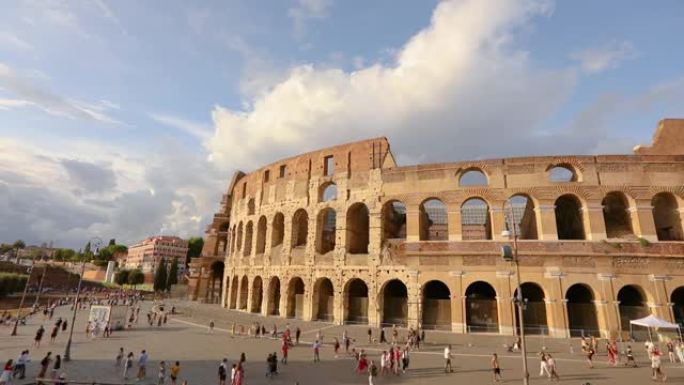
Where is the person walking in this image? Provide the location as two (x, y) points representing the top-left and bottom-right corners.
(157, 361), (166, 385)
(170, 361), (180, 385)
(491, 353), (502, 383)
(50, 325), (59, 343)
(209, 320), (215, 333)
(345, 335), (351, 353)
(539, 352), (550, 378)
(123, 352), (134, 379)
(37, 352), (51, 385)
(443, 345), (453, 373)
(61, 320), (67, 332)
(0, 359), (13, 385)
(218, 359), (228, 385)
(625, 345), (637, 367)
(379, 328), (386, 343)
(116, 347), (124, 367)
(137, 350), (148, 380)
(651, 347), (667, 382)
(295, 327), (301, 345)
(233, 362), (244, 385)
(13, 351), (28, 379)
(667, 340), (676, 363)
(34, 325), (45, 347)
(585, 345), (595, 368)
(367, 328), (372, 344)
(281, 339), (289, 364)
(401, 347), (410, 373)
(51, 355), (61, 380)
(334, 338), (340, 358)
(313, 340), (321, 363)
(368, 360), (378, 385)
(546, 354), (560, 382)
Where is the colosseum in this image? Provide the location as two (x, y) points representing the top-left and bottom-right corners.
(192, 119), (684, 339)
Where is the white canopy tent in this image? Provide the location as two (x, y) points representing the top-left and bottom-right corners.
(629, 315), (682, 341)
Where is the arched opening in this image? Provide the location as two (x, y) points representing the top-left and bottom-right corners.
(320, 182), (337, 202)
(505, 195), (538, 239)
(421, 280), (451, 330)
(291, 209), (309, 248)
(238, 275), (249, 310)
(230, 225), (237, 254)
(548, 165), (578, 182)
(316, 208), (337, 254)
(419, 198), (448, 241)
(652, 192), (684, 241)
(247, 198), (255, 215)
(344, 278), (368, 324)
(286, 277), (305, 319)
(217, 222), (230, 254)
(602, 192), (635, 239)
(381, 279), (408, 326)
(382, 200), (406, 241)
(243, 221), (253, 256)
(671, 287), (684, 326)
(566, 284), (599, 337)
(209, 261), (224, 303)
(459, 168), (488, 186)
(465, 281), (498, 333)
(267, 277), (281, 316)
(250, 276), (263, 313)
(514, 282), (548, 335)
(618, 285), (650, 335)
(555, 194), (585, 240)
(271, 212), (285, 247)
(346, 203), (369, 254)
(461, 197), (492, 240)
(313, 278), (334, 321)
(236, 222), (244, 252)
(229, 275), (238, 309)
(255, 216), (267, 254)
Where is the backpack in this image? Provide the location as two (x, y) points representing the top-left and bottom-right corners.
(218, 364), (226, 377)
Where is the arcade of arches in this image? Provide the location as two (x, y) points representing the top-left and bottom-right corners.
(199, 122), (684, 340)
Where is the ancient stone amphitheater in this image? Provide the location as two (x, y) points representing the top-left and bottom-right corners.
(196, 119), (684, 339)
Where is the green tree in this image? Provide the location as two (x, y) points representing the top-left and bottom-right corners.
(111, 244), (128, 254)
(153, 258), (168, 292)
(166, 257), (179, 290)
(108, 238), (116, 246)
(128, 269), (145, 287)
(115, 270), (130, 286)
(12, 240), (26, 249)
(187, 237), (204, 260)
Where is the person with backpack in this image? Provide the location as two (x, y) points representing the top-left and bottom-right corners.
(218, 358), (228, 385)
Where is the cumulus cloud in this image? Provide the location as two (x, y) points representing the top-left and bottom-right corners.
(209, 0), (584, 171)
(570, 40), (637, 74)
(61, 159), (117, 194)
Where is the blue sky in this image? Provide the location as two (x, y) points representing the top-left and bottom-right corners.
(1, 0), (683, 249)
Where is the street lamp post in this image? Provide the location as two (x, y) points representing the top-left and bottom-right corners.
(33, 263), (48, 308)
(501, 203), (530, 385)
(64, 237), (102, 362)
(10, 260), (34, 336)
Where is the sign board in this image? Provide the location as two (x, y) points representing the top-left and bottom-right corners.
(89, 305), (129, 330)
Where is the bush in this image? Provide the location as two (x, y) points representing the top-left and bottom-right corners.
(0, 273), (28, 297)
(128, 269), (145, 287)
(115, 270), (130, 286)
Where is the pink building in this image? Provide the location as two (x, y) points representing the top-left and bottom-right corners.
(125, 236), (188, 273)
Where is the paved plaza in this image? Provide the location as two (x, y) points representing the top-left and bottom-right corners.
(1, 300), (683, 385)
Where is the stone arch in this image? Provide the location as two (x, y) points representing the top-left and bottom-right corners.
(346, 202), (369, 254)
(547, 163), (580, 182)
(617, 284), (650, 334)
(379, 279), (408, 326)
(312, 277), (334, 321)
(419, 198), (448, 241)
(236, 222), (244, 252)
(256, 216), (267, 254)
(266, 276), (281, 316)
(243, 221), (253, 256)
(514, 282), (548, 335)
(652, 192), (684, 241)
(459, 168), (488, 186)
(250, 276), (263, 313)
(320, 182), (337, 202)
(465, 281), (499, 333)
(316, 208), (337, 254)
(229, 275), (238, 309)
(421, 280), (451, 330)
(555, 194), (585, 240)
(382, 200), (407, 241)
(238, 275), (249, 310)
(217, 222), (230, 254)
(247, 198), (255, 215)
(271, 212), (285, 247)
(602, 191), (635, 239)
(671, 286), (684, 326)
(461, 197), (492, 240)
(344, 278), (369, 324)
(286, 276), (305, 319)
(565, 283), (599, 336)
(291, 209), (309, 248)
(505, 194), (538, 239)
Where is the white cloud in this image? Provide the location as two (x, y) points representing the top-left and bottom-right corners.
(209, 0), (584, 172)
(0, 98), (33, 110)
(150, 113), (213, 141)
(0, 62), (121, 124)
(288, 0), (333, 39)
(570, 40), (636, 74)
(0, 31), (34, 51)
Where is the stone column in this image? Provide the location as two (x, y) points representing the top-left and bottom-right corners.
(649, 275), (673, 321)
(333, 288), (344, 325)
(264, 217), (273, 266)
(536, 203), (558, 240)
(368, 282), (380, 327)
(448, 207), (463, 241)
(584, 202), (607, 241)
(630, 202), (658, 242)
(368, 210), (383, 260)
(597, 274), (621, 339)
(544, 271), (569, 338)
(496, 271), (515, 336)
(261, 279), (270, 317)
(491, 207), (507, 241)
(406, 203), (420, 242)
(283, 215), (293, 265)
(407, 271), (420, 329)
(449, 271), (466, 333)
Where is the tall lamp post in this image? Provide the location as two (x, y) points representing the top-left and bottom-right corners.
(33, 262), (48, 308)
(10, 259), (34, 336)
(64, 237), (102, 362)
(501, 202), (530, 385)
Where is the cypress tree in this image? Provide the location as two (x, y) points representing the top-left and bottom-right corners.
(166, 257), (179, 291)
(153, 258), (168, 292)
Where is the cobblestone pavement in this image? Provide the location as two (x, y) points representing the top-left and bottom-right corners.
(1, 299), (683, 385)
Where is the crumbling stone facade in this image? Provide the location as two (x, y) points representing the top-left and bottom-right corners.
(202, 119), (684, 339)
